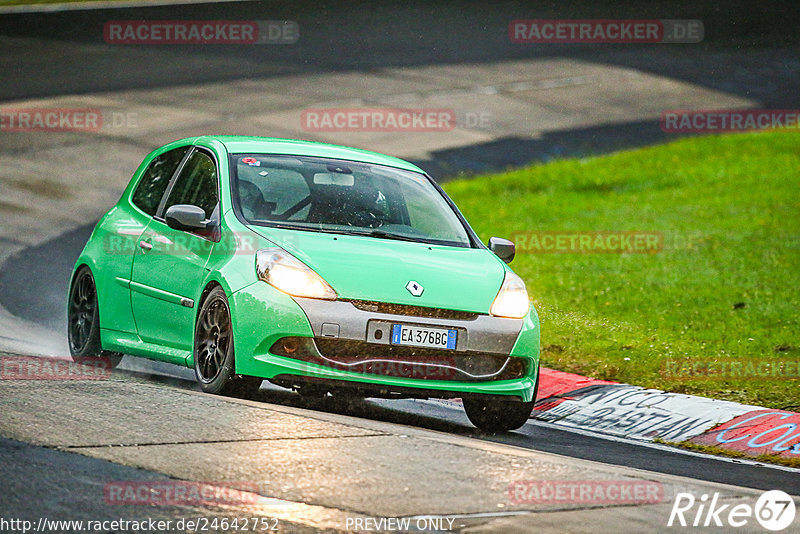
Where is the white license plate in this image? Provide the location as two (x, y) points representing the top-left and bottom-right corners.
(391, 324), (457, 350)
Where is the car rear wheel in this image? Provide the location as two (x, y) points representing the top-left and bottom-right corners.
(463, 364), (539, 433)
(67, 266), (122, 367)
(194, 286), (262, 397)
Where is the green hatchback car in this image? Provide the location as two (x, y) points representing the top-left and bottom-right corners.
(68, 136), (540, 432)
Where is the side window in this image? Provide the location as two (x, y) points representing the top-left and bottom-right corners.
(162, 150), (218, 219)
(131, 146), (189, 216)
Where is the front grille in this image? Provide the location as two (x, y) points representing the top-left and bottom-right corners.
(269, 337), (528, 382)
(348, 300), (480, 321)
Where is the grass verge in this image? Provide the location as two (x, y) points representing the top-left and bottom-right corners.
(444, 130), (800, 410)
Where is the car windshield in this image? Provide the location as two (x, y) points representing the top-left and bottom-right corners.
(231, 154), (473, 247)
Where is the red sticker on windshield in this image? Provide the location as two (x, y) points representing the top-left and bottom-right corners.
(241, 157), (260, 166)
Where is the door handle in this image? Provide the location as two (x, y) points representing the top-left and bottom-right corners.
(139, 240), (153, 251)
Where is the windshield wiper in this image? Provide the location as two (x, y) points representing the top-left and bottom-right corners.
(251, 223), (424, 242)
(367, 229), (422, 242)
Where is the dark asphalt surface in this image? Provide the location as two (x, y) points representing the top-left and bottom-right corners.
(2, 1), (800, 174)
(253, 385), (800, 496)
(0, 436), (216, 523)
(0, 436), (330, 533)
(1, 1), (798, 102)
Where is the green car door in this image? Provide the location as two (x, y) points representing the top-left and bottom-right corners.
(129, 147), (219, 357)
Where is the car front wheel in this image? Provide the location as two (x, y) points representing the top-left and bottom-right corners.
(463, 364), (539, 433)
(194, 286), (262, 397)
(463, 397), (535, 433)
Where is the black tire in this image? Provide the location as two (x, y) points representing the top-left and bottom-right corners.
(463, 364), (540, 433)
(463, 397), (534, 433)
(194, 286), (262, 397)
(67, 267), (122, 368)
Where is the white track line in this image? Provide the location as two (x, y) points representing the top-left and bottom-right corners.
(531, 419), (800, 474)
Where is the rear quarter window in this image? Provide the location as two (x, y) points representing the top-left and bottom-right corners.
(162, 150), (218, 219)
(131, 146), (189, 216)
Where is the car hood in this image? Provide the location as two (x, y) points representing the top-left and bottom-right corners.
(248, 226), (506, 313)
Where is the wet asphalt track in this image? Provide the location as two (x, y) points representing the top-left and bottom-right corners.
(1, 224), (798, 497)
(2, 1), (800, 524)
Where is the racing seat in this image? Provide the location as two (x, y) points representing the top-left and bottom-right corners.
(239, 180), (276, 220)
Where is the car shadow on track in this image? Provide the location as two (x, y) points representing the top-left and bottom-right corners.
(115, 364), (484, 437)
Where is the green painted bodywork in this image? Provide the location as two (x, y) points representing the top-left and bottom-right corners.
(249, 226), (505, 312)
(71, 136), (540, 400)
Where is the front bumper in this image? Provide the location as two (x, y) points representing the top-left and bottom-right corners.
(293, 297), (524, 354)
(231, 282), (540, 401)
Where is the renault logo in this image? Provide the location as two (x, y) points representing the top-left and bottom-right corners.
(406, 280), (424, 297)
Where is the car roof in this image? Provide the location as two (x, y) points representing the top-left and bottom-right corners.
(190, 136), (425, 174)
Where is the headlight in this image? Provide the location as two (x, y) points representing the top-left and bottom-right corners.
(255, 248), (337, 300)
(489, 271), (530, 319)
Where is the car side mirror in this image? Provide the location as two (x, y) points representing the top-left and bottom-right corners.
(488, 236), (515, 264)
(165, 204), (209, 231)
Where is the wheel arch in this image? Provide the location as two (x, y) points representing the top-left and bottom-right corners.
(196, 280), (224, 312)
(68, 261), (90, 287)
(69, 256), (98, 287)
(67, 260), (100, 324)
(193, 278), (226, 339)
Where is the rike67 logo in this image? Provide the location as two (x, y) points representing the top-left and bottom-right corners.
(668, 490), (796, 531)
